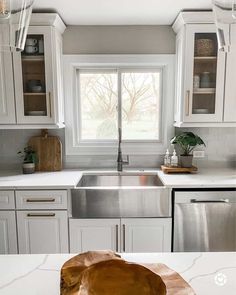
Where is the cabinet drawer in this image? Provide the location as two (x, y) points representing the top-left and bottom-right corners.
(0, 191), (15, 210)
(17, 210), (68, 254)
(16, 190), (67, 209)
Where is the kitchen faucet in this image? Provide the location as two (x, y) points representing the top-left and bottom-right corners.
(117, 127), (129, 171)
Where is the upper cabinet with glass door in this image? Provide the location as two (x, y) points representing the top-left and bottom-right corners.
(3, 13), (66, 128)
(14, 27), (55, 124)
(173, 12), (235, 127)
(184, 25), (225, 123)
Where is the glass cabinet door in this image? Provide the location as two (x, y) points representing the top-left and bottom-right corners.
(184, 24), (225, 122)
(13, 26), (54, 124)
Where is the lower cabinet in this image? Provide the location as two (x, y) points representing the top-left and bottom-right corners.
(17, 211), (68, 254)
(0, 211), (18, 254)
(69, 218), (172, 253)
(122, 218), (172, 253)
(69, 219), (120, 253)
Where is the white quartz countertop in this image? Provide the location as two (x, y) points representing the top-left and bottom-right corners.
(0, 170), (83, 189)
(0, 168), (235, 189)
(158, 168), (236, 188)
(0, 252), (236, 295)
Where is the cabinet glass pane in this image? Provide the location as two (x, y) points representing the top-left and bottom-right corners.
(21, 34), (47, 116)
(192, 33), (218, 115)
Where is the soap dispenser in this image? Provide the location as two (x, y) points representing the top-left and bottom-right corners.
(171, 149), (178, 167)
(164, 149), (171, 167)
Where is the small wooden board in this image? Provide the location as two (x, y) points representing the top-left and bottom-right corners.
(60, 251), (195, 295)
(28, 129), (62, 172)
(161, 165), (198, 174)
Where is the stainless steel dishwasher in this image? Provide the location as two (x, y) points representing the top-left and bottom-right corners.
(173, 189), (236, 252)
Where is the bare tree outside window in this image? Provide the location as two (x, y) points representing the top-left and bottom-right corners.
(122, 72), (160, 140)
(79, 70), (161, 141)
(80, 72), (118, 140)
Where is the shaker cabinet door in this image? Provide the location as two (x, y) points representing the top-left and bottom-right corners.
(0, 28), (16, 124)
(17, 211), (68, 254)
(69, 219), (120, 253)
(0, 211), (18, 254)
(121, 218), (172, 253)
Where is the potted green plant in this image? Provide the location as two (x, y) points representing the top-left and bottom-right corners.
(171, 132), (205, 168)
(18, 146), (38, 174)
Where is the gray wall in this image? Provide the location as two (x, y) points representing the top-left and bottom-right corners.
(63, 25), (176, 54)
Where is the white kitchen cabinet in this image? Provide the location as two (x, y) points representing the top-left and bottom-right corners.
(69, 219), (120, 253)
(15, 190), (67, 210)
(0, 211), (17, 254)
(0, 13), (65, 128)
(173, 11), (236, 127)
(121, 218), (172, 253)
(0, 28), (16, 124)
(17, 210), (68, 254)
(69, 218), (172, 254)
(0, 191), (15, 210)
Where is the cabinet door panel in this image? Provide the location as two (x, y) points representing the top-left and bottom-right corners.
(183, 24), (225, 123)
(0, 191), (15, 210)
(69, 219), (120, 253)
(121, 218), (172, 253)
(0, 211), (17, 254)
(0, 28), (16, 124)
(13, 26), (54, 124)
(17, 211), (68, 254)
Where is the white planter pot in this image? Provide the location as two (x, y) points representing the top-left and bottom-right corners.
(22, 163), (35, 174)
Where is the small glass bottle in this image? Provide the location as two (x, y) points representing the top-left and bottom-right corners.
(164, 149), (171, 167)
(171, 149), (178, 167)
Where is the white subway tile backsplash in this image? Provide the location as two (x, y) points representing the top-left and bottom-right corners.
(0, 127), (235, 170)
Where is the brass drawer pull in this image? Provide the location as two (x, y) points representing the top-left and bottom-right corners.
(26, 198), (56, 203)
(123, 224), (125, 252)
(116, 224), (119, 252)
(49, 92), (52, 118)
(185, 90), (190, 116)
(27, 213), (56, 217)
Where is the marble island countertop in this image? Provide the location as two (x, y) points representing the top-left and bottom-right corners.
(0, 252), (236, 295)
(0, 167), (235, 189)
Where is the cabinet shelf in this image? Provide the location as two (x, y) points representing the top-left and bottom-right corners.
(193, 88), (216, 94)
(22, 56), (44, 62)
(194, 56), (217, 60)
(24, 92), (46, 96)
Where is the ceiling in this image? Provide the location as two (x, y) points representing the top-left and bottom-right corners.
(34, 0), (212, 25)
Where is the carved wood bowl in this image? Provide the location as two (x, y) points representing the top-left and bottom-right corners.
(60, 251), (195, 295)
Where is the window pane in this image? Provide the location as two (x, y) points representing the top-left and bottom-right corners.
(79, 72), (118, 140)
(121, 72), (161, 140)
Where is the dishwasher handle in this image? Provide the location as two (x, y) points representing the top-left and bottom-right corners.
(191, 199), (229, 204)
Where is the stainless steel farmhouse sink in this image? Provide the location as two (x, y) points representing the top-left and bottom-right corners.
(76, 173), (164, 188)
(71, 173), (170, 218)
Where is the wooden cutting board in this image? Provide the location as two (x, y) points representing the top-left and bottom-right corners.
(28, 129), (62, 171)
(161, 165), (198, 174)
(60, 251), (196, 295)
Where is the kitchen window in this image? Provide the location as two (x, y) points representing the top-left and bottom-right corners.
(78, 69), (161, 141)
(64, 55), (175, 155)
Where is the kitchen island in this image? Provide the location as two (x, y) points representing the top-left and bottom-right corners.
(0, 252), (236, 295)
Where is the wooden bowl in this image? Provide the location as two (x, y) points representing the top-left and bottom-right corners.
(60, 251), (195, 295)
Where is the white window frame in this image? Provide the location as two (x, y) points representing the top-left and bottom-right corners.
(63, 55), (175, 156)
